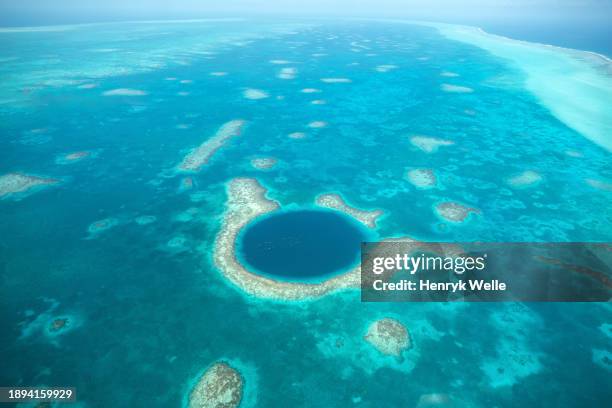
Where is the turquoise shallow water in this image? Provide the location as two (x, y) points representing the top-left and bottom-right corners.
(0, 19), (611, 407)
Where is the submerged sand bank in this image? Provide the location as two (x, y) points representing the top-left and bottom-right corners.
(179, 120), (246, 172)
(188, 362), (243, 408)
(424, 22), (612, 152)
(0, 172), (59, 199)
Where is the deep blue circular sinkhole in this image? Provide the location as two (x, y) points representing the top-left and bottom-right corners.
(238, 210), (366, 281)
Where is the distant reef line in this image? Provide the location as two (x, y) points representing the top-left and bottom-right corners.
(361, 18), (612, 152)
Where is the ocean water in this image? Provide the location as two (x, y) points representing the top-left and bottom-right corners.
(238, 210), (366, 280)
(480, 19), (612, 58)
(0, 19), (611, 407)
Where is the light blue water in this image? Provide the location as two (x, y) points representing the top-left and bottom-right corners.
(0, 20), (611, 407)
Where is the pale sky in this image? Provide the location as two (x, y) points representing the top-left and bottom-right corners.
(1, 0), (611, 25)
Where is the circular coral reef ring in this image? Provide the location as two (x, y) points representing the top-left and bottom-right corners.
(214, 178), (394, 300)
(213, 178), (357, 300)
(213, 178), (421, 300)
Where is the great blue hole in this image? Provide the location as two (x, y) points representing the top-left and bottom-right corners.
(238, 210), (367, 281)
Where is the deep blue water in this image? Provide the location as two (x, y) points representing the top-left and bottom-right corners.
(239, 210), (365, 280)
(481, 19), (612, 57)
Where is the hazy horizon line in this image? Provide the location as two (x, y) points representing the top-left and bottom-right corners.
(0, 11), (609, 29)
